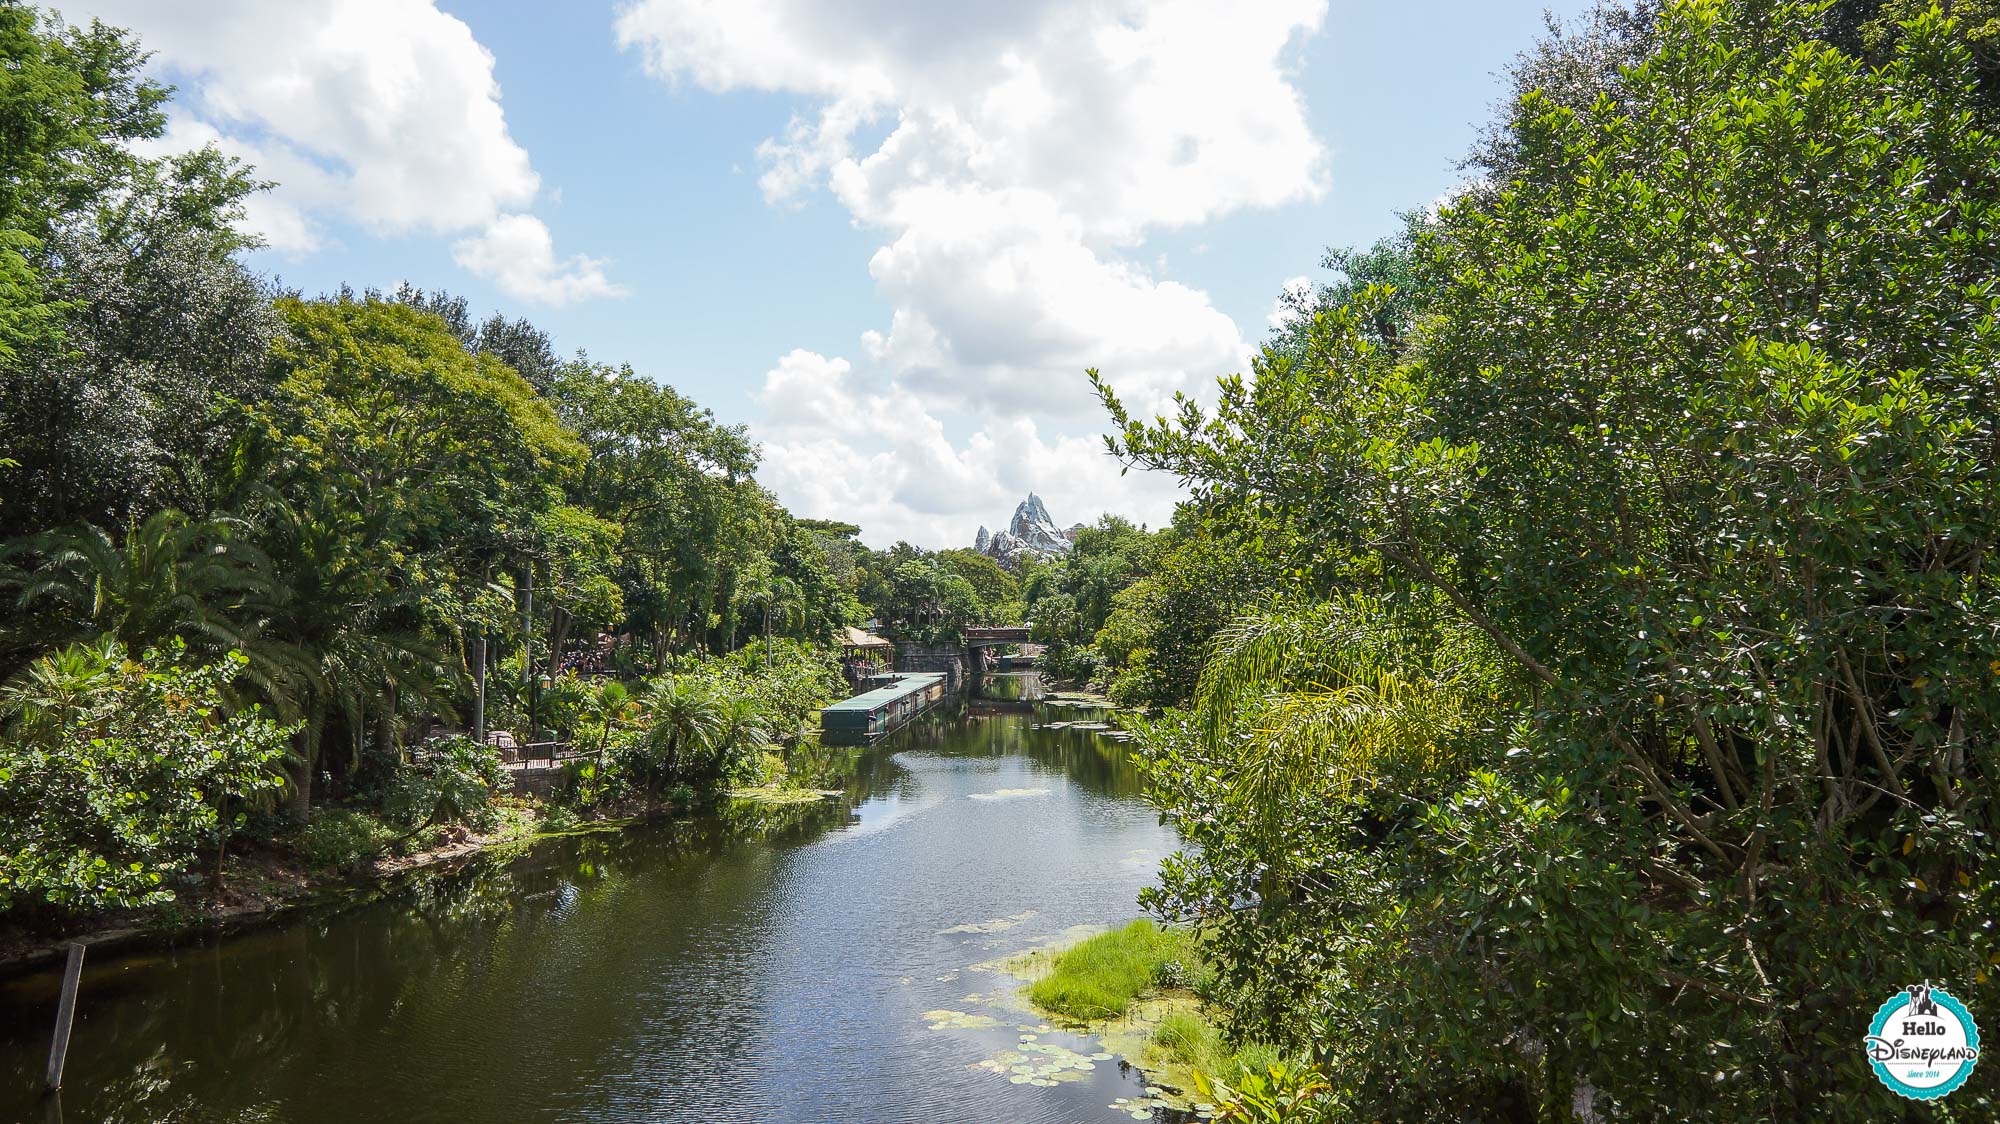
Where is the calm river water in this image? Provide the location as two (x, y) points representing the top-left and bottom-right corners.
(0, 674), (1182, 1123)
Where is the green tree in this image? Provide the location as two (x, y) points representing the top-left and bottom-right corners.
(936, 548), (1021, 619)
(877, 557), (981, 644)
(0, 7), (269, 539)
(1097, 520), (1267, 709)
(741, 574), (804, 664)
(1266, 214), (1432, 362)
(626, 676), (726, 791)
(252, 297), (578, 809)
(0, 6), (170, 238)
(1103, 2), (2000, 1115)
(771, 524), (849, 641)
(546, 358), (767, 656)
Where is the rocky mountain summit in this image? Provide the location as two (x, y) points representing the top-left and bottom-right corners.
(975, 494), (1084, 569)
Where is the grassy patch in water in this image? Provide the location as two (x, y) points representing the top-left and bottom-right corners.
(1008, 921), (1282, 1110)
(1027, 919), (1195, 1021)
(1152, 1009), (1283, 1086)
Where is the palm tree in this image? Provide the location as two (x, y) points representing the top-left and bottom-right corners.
(2, 509), (278, 664)
(582, 679), (637, 775)
(636, 676), (726, 789)
(257, 495), (450, 814)
(1186, 597), (1490, 897)
(744, 576), (804, 664)
(0, 637), (122, 741)
(714, 694), (774, 781)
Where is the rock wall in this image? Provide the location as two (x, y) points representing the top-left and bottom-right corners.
(893, 643), (967, 687)
(509, 766), (564, 799)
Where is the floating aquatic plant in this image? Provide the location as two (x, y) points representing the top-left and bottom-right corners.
(923, 1008), (1001, 1030)
(937, 908), (1039, 934)
(968, 1038), (1104, 1088)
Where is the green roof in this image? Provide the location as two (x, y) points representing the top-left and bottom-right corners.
(822, 672), (947, 713)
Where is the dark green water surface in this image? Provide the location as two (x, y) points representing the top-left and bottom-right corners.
(0, 674), (1180, 1123)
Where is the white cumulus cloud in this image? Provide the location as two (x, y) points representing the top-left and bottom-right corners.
(60, 0), (619, 304)
(451, 214), (624, 306)
(752, 349), (1184, 548)
(618, 0), (1329, 544)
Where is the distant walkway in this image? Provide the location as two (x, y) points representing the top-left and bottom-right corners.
(962, 625), (1030, 646)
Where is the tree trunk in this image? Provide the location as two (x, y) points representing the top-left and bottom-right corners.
(473, 633), (487, 743)
(210, 795), (230, 894)
(377, 682), (398, 763)
(520, 565), (534, 687)
(549, 607), (571, 680)
(288, 695), (327, 819)
(287, 735), (313, 819)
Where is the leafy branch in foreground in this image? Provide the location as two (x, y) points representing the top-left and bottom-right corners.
(1118, 2), (2000, 1117)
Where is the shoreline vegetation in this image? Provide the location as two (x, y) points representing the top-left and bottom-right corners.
(0, 744), (855, 979)
(0, 802), (626, 977)
(1008, 920), (1282, 1118)
(0, 786), (850, 977)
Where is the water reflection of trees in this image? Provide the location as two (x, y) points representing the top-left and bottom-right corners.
(879, 698), (1145, 799)
(1, 801), (853, 1124)
(2, 699), (1142, 1123)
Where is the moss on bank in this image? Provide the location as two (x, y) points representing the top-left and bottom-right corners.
(724, 785), (844, 806)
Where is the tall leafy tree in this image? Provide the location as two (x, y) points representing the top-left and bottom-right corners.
(1104, 2), (2000, 1115)
(547, 359), (768, 655)
(0, 7), (269, 538)
(251, 298), (580, 807)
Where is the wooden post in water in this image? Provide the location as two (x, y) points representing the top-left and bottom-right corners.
(44, 941), (84, 1093)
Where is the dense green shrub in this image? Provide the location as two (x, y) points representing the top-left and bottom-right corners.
(384, 736), (506, 834)
(537, 803), (582, 833)
(1193, 1064), (1338, 1124)
(710, 638), (845, 742)
(553, 756), (628, 810)
(0, 643), (292, 911)
(614, 641), (843, 796)
(296, 808), (402, 871)
(1037, 640), (1102, 686)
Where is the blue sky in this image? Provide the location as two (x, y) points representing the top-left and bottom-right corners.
(62, 0), (1601, 547)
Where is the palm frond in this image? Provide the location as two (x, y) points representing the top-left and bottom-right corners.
(1190, 596), (1493, 870)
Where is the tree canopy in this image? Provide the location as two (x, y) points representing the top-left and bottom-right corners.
(1101, 1), (2000, 1116)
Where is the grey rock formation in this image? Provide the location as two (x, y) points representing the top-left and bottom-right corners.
(974, 493), (1076, 568)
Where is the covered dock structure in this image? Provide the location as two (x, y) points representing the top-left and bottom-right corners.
(820, 672), (948, 745)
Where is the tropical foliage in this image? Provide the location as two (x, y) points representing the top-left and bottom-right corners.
(0, 3), (860, 919)
(0, 643), (292, 912)
(1104, 1), (2000, 1117)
